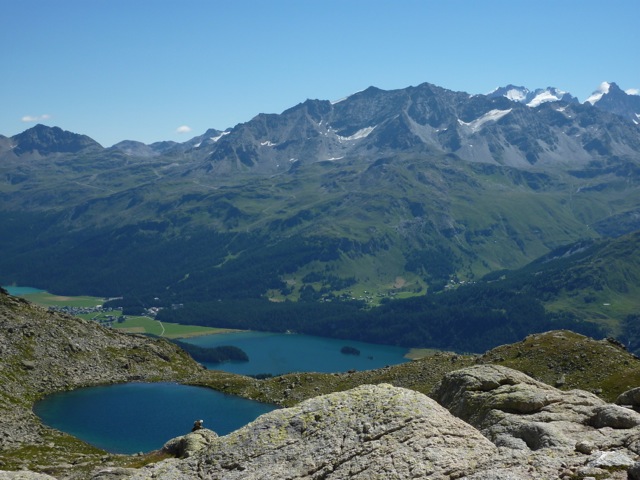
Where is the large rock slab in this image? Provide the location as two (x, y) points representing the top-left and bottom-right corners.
(0, 473), (58, 480)
(431, 364), (640, 453)
(161, 428), (218, 458)
(92, 368), (640, 479)
(95, 384), (499, 479)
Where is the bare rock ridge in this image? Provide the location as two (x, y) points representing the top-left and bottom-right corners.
(87, 366), (640, 480)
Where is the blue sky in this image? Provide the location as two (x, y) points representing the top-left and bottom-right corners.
(2, 0), (638, 147)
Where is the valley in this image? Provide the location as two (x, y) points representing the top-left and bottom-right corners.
(3, 0), (639, 476)
(1, 80), (639, 353)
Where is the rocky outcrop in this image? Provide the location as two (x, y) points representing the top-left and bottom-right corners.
(0, 290), (205, 470)
(432, 364), (607, 449)
(432, 364), (640, 478)
(0, 472), (58, 480)
(161, 428), (218, 459)
(478, 330), (640, 402)
(618, 387), (640, 410)
(89, 366), (640, 480)
(93, 383), (500, 479)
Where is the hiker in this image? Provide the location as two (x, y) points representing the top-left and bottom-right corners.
(192, 419), (204, 432)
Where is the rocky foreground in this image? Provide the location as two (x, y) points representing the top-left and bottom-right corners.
(4, 288), (640, 478)
(25, 365), (640, 480)
(0, 289), (214, 477)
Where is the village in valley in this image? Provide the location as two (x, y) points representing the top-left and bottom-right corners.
(47, 304), (126, 327)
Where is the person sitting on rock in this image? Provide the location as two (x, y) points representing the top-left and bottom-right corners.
(192, 419), (204, 432)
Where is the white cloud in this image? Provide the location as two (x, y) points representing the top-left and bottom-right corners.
(21, 114), (51, 122)
(176, 125), (192, 134)
(626, 88), (640, 96)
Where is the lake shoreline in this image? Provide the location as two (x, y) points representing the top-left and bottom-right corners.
(5, 285), (436, 357)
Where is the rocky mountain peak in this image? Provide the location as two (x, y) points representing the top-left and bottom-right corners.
(586, 81), (616, 105)
(489, 84), (531, 102)
(10, 124), (103, 156)
(488, 84), (579, 107)
(189, 79), (640, 175)
(586, 81), (640, 124)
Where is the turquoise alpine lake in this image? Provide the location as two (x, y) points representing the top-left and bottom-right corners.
(33, 334), (409, 455)
(182, 331), (410, 375)
(3, 285), (45, 295)
(33, 382), (277, 454)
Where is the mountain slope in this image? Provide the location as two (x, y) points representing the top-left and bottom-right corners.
(0, 81), (639, 320)
(481, 230), (640, 337)
(0, 287), (205, 473)
(154, 227), (640, 352)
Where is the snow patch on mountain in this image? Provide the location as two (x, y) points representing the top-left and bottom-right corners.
(490, 85), (573, 108)
(337, 126), (376, 142)
(210, 131), (230, 142)
(586, 82), (611, 105)
(527, 89), (568, 107)
(506, 88), (528, 102)
(260, 141), (277, 147)
(458, 109), (512, 133)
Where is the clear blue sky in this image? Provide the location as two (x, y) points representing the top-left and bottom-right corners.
(2, 0), (638, 147)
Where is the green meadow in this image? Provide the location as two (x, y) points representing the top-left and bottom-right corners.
(111, 316), (235, 339)
(16, 290), (105, 308)
(10, 288), (229, 339)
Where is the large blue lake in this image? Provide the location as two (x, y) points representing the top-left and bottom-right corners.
(34, 382), (277, 454)
(34, 332), (409, 454)
(182, 331), (409, 375)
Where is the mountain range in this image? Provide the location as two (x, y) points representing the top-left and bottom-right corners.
(0, 80), (639, 342)
(3, 81), (639, 160)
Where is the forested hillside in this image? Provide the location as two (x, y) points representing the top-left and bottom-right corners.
(1, 81), (640, 350)
(156, 232), (640, 352)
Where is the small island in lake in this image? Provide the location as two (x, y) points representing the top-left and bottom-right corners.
(340, 346), (361, 356)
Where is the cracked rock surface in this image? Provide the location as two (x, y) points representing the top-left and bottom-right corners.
(95, 383), (498, 479)
(98, 366), (640, 480)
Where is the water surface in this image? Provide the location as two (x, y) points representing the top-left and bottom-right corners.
(34, 382), (277, 454)
(3, 285), (45, 295)
(183, 331), (409, 375)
